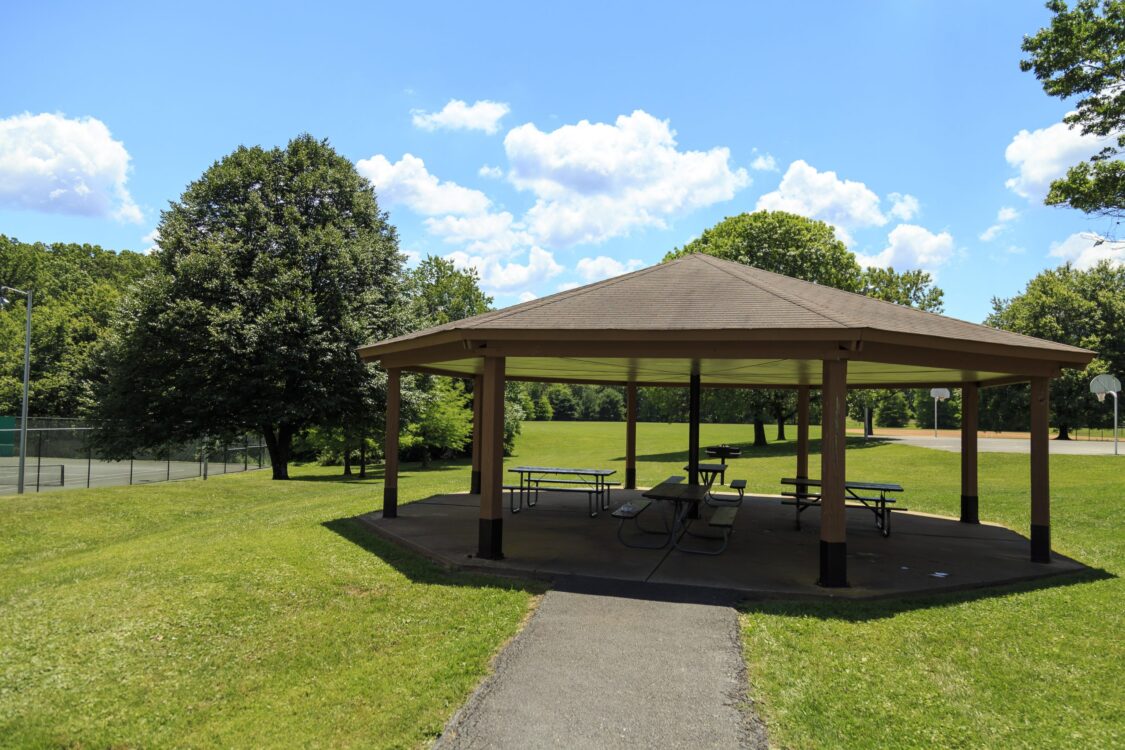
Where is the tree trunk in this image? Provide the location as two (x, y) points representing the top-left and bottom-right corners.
(753, 419), (768, 447)
(343, 447), (352, 476)
(263, 424), (292, 479)
(1055, 424), (1070, 441)
(359, 437), (367, 478)
(865, 408), (874, 437)
(420, 445), (431, 468)
(776, 416), (786, 441)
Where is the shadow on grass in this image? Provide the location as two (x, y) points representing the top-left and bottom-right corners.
(626, 436), (889, 463)
(288, 459), (470, 483)
(738, 566), (1115, 623)
(322, 516), (546, 594)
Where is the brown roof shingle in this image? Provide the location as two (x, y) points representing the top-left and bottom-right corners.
(361, 253), (1092, 361)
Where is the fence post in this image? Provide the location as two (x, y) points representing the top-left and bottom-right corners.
(244, 438), (248, 471)
(36, 430), (43, 492)
(129, 457), (134, 485)
(258, 438), (263, 469)
(166, 453), (171, 482)
(203, 441), (209, 480)
(87, 445), (92, 488)
(223, 444), (229, 474)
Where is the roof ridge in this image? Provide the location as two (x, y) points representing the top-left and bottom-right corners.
(693, 253), (858, 329)
(734, 260), (1090, 353)
(471, 255), (692, 328)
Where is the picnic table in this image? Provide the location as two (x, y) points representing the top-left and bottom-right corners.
(506, 466), (618, 517)
(778, 477), (905, 537)
(615, 478), (737, 554)
(683, 462), (729, 491)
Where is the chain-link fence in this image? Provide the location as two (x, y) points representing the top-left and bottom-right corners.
(0, 417), (269, 495)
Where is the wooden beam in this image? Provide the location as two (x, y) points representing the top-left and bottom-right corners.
(796, 385), (810, 489)
(470, 374), (483, 494)
(852, 341), (1062, 378)
(961, 383), (979, 523)
(688, 372), (701, 487)
(625, 383), (637, 490)
(819, 359), (848, 587)
(478, 357), (505, 559)
(1030, 377), (1051, 562)
(383, 368), (400, 518)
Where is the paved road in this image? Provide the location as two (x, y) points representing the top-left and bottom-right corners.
(880, 435), (1119, 455)
(434, 578), (765, 749)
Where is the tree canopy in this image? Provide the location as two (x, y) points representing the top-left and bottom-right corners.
(88, 135), (405, 478)
(985, 261), (1125, 436)
(1022, 0), (1125, 220)
(0, 236), (155, 418)
(664, 210), (863, 290)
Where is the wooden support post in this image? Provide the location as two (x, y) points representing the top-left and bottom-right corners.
(1030, 376), (1051, 562)
(688, 372), (701, 487)
(819, 360), (848, 587)
(478, 357), (505, 559)
(384, 368), (400, 518)
(796, 385), (810, 492)
(625, 383), (637, 490)
(961, 382), (979, 524)
(471, 374), (483, 494)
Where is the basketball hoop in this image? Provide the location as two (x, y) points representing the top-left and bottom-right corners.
(930, 388), (951, 438)
(1089, 374), (1120, 455)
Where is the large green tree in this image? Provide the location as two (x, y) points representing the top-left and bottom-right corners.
(88, 135), (405, 478)
(0, 236), (154, 418)
(1022, 0), (1125, 221)
(666, 210), (944, 443)
(985, 261), (1124, 438)
(406, 255), (492, 327)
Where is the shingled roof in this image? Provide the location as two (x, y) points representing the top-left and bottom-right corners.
(359, 253), (1094, 387)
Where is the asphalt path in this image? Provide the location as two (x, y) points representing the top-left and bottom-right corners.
(434, 578), (766, 749)
(879, 435), (1119, 455)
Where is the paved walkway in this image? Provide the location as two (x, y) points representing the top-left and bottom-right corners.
(434, 578), (766, 749)
(880, 435), (1119, 455)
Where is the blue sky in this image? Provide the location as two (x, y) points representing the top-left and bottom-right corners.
(2, 0), (1120, 322)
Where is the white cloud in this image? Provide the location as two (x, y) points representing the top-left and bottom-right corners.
(1004, 120), (1115, 201)
(517, 291), (537, 303)
(556, 281), (581, 292)
(424, 210), (532, 256)
(505, 110), (750, 247)
(1048, 232), (1125, 269)
(575, 255), (645, 282)
(356, 153), (490, 215)
(141, 228), (160, 254)
(411, 99), (510, 134)
(979, 206), (1020, 242)
(887, 192), (920, 221)
(750, 152), (778, 172)
(0, 112), (142, 223)
(447, 246), (563, 292)
(856, 224), (955, 271)
(478, 164), (503, 179)
(756, 160), (887, 242)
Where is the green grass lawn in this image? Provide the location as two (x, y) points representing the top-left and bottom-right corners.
(1, 420), (1121, 748)
(0, 463), (540, 749)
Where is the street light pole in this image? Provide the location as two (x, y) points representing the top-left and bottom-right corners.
(1, 286), (32, 494)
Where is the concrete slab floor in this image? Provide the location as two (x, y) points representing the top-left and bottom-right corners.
(356, 490), (1089, 600)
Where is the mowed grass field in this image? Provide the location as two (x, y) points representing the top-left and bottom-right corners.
(1, 420), (1122, 748)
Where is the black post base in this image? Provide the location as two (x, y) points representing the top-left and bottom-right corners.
(470, 469), (481, 495)
(478, 518), (503, 560)
(960, 494), (979, 524)
(625, 467), (636, 490)
(818, 540), (848, 587)
(383, 486), (398, 519)
(1031, 523), (1051, 563)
